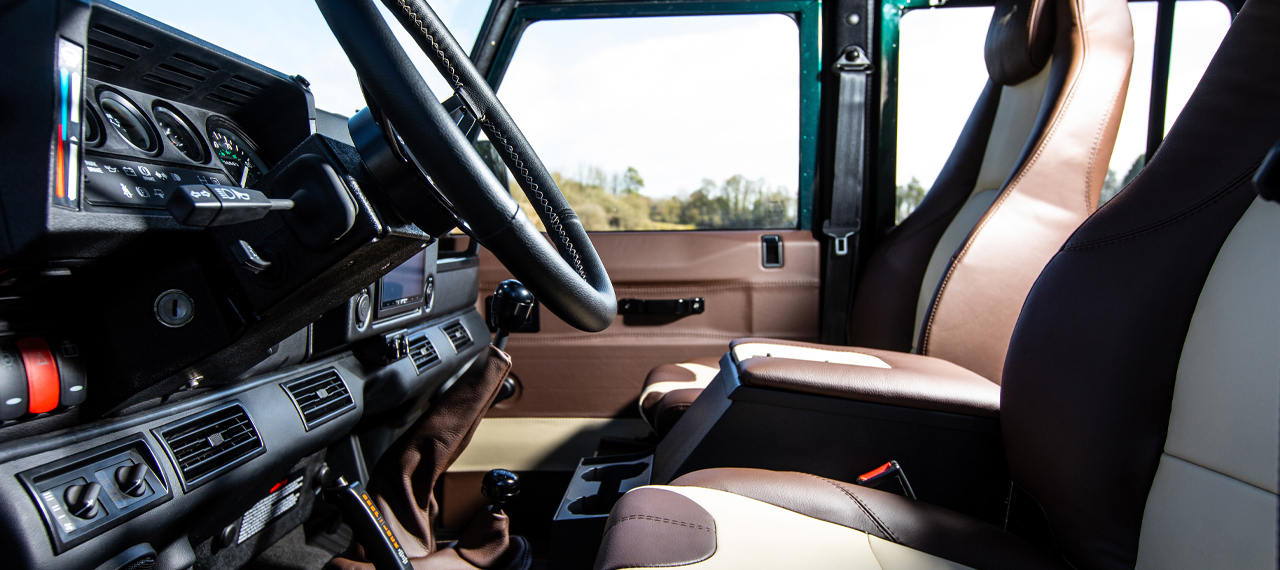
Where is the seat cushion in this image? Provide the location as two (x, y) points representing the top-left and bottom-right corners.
(596, 468), (1066, 570)
(638, 357), (720, 436)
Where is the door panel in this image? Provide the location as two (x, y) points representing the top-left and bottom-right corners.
(477, 229), (820, 418)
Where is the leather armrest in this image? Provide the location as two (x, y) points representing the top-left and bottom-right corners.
(729, 338), (1000, 418)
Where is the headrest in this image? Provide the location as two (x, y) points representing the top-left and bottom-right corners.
(985, 0), (1057, 85)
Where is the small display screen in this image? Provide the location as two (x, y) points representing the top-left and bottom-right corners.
(379, 251), (427, 310)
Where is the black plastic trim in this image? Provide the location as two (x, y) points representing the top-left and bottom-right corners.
(280, 368), (356, 432)
(152, 401), (265, 492)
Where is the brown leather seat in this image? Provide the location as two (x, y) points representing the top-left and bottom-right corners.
(640, 0), (1134, 435)
(597, 1), (1280, 567)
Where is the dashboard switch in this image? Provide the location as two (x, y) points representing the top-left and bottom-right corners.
(115, 464), (150, 497)
(53, 340), (86, 407)
(0, 341), (28, 420)
(166, 184), (293, 227)
(64, 482), (101, 519)
(232, 240), (274, 275)
(17, 338), (59, 414)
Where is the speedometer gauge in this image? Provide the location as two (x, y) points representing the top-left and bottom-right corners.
(207, 119), (267, 187)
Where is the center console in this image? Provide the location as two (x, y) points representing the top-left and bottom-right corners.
(648, 339), (1012, 526)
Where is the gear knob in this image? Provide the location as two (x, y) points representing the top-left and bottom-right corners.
(481, 469), (521, 506)
(490, 280), (534, 350)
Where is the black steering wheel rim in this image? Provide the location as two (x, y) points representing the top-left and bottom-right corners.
(316, 0), (616, 332)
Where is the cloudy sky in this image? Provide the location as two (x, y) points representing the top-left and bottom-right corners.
(115, 0), (1231, 199)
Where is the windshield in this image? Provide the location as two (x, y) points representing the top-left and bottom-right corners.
(112, 0), (491, 116)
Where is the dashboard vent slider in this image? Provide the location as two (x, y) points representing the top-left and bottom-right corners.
(281, 368), (355, 431)
(443, 321), (472, 352)
(406, 332), (440, 373)
(155, 403), (264, 491)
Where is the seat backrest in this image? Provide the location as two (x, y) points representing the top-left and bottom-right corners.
(849, 0), (1133, 384)
(1000, 1), (1279, 568)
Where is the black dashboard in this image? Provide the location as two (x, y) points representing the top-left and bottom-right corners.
(0, 1), (486, 569)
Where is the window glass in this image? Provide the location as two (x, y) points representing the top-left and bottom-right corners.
(1101, 0), (1230, 204)
(493, 15), (801, 231)
(113, 0), (490, 115)
(1101, 2), (1158, 204)
(895, 6), (993, 223)
(1164, 1), (1232, 132)
(895, 1), (1232, 216)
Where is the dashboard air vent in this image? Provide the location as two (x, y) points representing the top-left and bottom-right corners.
(156, 403), (263, 491)
(443, 321), (472, 352)
(406, 331), (440, 373)
(86, 24), (151, 73)
(281, 368), (355, 430)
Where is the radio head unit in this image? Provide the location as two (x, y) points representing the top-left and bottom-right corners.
(377, 250), (429, 318)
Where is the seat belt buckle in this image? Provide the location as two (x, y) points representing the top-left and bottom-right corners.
(822, 220), (860, 256)
(855, 460), (916, 500)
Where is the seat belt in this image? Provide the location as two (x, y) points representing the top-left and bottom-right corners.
(820, 46), (873, 344)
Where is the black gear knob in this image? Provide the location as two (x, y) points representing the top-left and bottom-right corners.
(490, 280), (534, 350)
(481, 469), (521, 506)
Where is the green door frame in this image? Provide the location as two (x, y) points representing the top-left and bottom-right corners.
(483, 0), (824, 230)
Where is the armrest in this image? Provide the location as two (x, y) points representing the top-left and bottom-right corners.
(729, 338), (999, 418)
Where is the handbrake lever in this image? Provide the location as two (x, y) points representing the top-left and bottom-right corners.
(323, 476), (413, 570)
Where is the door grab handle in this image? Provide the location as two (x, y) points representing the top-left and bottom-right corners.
(617, 298), (705, 315)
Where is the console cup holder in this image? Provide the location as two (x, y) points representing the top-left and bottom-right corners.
(565, 461), (649, 516)
(566, 494), (613, 516)
(581, 462), (647, 482)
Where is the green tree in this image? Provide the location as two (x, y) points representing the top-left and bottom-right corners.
(896, 177), (927, 223)
(509, 166), (794, 232)
(1101, 154), (1144, 205)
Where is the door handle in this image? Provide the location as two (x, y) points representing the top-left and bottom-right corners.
(617, 298), (705, 315)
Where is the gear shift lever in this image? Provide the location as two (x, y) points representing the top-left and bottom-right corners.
(490, 280), (534, 350)
(481, 469), (521, 513)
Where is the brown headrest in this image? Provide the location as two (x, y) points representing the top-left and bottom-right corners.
(985, 0), (1057, 85)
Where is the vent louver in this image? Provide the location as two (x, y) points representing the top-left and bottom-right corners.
(406, 332), (440, 373)
(156, 403), (263, 491)
(443, 321), (472, 351)
(281, 369), (355, 431)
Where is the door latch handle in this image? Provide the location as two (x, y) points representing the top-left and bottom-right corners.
(618, 298), (705, 315)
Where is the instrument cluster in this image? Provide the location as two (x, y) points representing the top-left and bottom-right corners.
(82, 80), (270, 211)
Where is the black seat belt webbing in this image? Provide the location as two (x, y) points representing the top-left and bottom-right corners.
(821, 46), (872, 344)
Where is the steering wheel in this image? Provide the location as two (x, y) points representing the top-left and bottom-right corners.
(316, 0), (616, 332)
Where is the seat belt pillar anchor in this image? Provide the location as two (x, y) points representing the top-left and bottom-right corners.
(823, 220), (860, 256)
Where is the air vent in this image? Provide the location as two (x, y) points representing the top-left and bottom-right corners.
(156, 403), (263, 491)
(443, 321), (472, 351)
(406, 332), (440, 373)
(86, 24), (151, 75)
(141, 73), (194, 92)
(204, 92), (246, 107)
(281, 369), (355, 431)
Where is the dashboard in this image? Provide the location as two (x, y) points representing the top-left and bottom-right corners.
(0, 1), (486, 569)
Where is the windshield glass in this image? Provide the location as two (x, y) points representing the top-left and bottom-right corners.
(112, 0), (491, 116)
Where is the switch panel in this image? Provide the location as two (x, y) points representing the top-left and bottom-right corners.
(18, 434), (171, 553)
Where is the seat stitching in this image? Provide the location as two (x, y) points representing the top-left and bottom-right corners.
(1064, 167), (1257, 250)
(607, 514), (714, 534)
(922, 0), (1095, 352)
(808, 475), (900, 543)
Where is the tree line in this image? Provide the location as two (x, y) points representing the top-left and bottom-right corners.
(477, 141), (796, 232)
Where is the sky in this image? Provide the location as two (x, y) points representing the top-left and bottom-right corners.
(115, 0), (1232, 199)
(897, 1), (1232, 189)
(494, 15), (800, 198)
